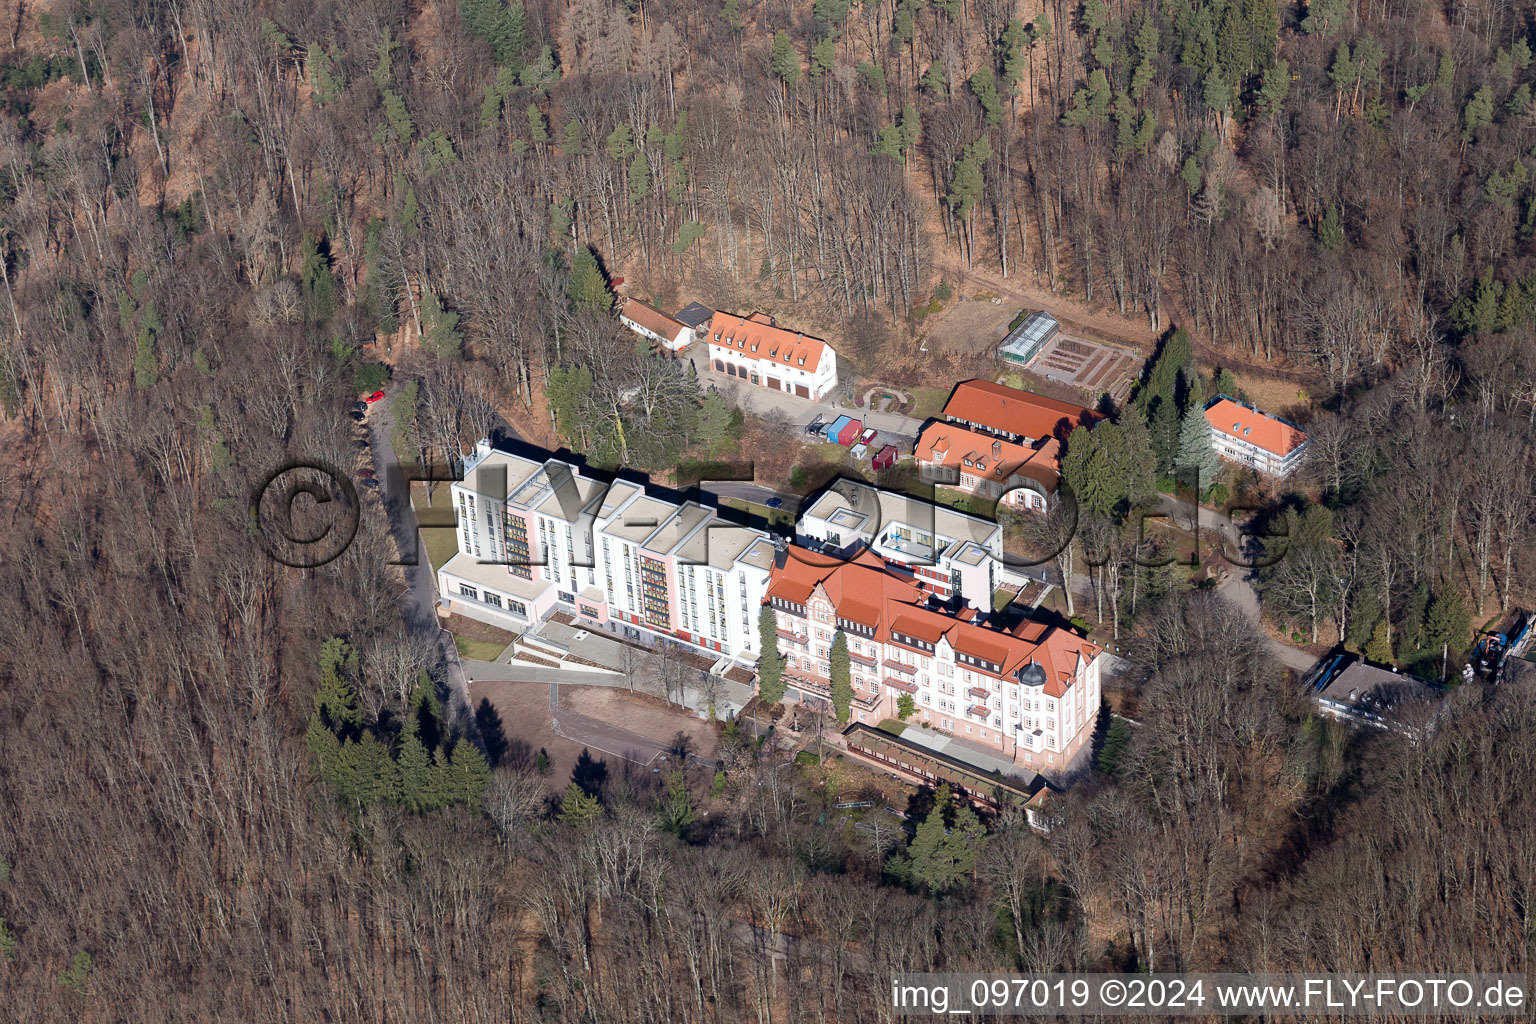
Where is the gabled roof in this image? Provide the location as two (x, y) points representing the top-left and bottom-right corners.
(1204, 396), (1307, 457)
(706, 311), (829, 373)
(942, 380), (1098, 442)
(767, 544), (1099, 696)
(914, 422), (1062, 491)
(621, 297), (690, 340)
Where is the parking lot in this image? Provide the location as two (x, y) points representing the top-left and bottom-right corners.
(803, 413), (912, 461)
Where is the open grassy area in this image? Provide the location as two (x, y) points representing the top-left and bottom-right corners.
(454, 636), (508, 661)
(909, 386), (950, 421)
(411, 481), (459, 573)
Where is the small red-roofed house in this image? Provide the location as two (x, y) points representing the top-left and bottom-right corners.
(619, 297), (693, 351)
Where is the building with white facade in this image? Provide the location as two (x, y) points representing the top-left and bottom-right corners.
(705, 311), (838, 400)
(794, 479), (1004, 609)
(1203, 395), (1308, 477)
(437, 441), (777, 666)
(766, 545), (1102, 771)
(619, 297), (693, 352)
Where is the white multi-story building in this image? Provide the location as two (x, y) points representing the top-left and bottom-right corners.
(1203, 395), (1308, 478)
(437, 441), (776, 666)
(766, 545), (1102, 771)
(795, 479), (1003, 609)
(705, 311), (838, 400)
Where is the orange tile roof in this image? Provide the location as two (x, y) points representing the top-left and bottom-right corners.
(707, 311), (828, 373)
(1204, 398), (1306, 457)
(915, 422), (1062, 490)
(767, 544), (1099, 697)
(942, 380), (1098, 442)
(621, 297), (689, 340)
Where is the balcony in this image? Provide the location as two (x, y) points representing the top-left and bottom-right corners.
(883, 658), (917, 673)
(968, 686), (990, 699)
(776, 628), (807, 644)
(968, 704), (990, 718)
(883, 675), (918, 694)
(850, 651), (877, 668)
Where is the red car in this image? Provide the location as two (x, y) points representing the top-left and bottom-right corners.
(365, 390), (385, 403)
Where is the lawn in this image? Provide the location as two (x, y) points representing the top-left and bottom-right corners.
(411, 482), (459, 573)
(454, 636), (509, 661)
(909, 386), (951, 421)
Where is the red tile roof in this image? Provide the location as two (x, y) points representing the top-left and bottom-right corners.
(942, 380), (1098, 442)
(707, 311), (828, 373)
(621, 297), (690, 341)
(1204, 398), (1307, 457)
(915, 422), (1062, 491)
(767, 544), (1099, 697)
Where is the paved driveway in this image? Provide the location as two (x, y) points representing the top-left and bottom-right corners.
(687, 342), (926, 438)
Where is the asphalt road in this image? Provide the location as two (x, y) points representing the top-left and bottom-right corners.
(365, 396), (474, 717)
(699, 480), (803, 514)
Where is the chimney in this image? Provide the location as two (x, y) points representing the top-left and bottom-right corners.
(993, 440), (1002, 460)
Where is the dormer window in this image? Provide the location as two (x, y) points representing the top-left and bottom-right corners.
(798, 356), (806, 365)
(769, 348), (778, 358)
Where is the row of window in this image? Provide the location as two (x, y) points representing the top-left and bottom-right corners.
(456, 583), (527, 617)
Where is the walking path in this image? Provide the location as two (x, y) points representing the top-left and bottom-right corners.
(369, 400), (473, 716)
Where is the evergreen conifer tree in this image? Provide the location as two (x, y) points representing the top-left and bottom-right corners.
(829, 630), (852, 722)
(757, 605), (786, 704)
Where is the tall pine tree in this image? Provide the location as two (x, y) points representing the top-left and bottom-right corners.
(1175, 405), (1221, 490)
(757, 605), (786, 704)
(829, 630), (852, 723)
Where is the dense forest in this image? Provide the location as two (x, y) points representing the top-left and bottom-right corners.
(0, 0), (1534, 1019)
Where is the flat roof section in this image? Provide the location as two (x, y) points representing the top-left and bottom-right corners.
(440, 552), (554, 603)
(601, 494), (678, 543)
(461, 451), (544, 501)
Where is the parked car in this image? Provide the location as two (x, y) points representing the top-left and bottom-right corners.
(365, 390), (386, 403)
(352, 401), (367, 412)
(360, 477), (381, 489)
(858, 427), (878, 445)
(349, 410), (366, 421)
(765, 497), (783, 509)
(804, 416), (825, 436)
